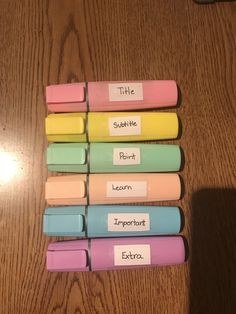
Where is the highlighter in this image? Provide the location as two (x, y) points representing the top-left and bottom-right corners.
(47, 236), (186, 272)
(45, 112), (179, 142)
(46, 80), (178, 112)
(47, 143), (181, 173)
(45, 173), (181, 205)
(43, 205), (182, 237)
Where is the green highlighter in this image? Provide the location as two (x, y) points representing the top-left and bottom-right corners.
(47, 143), (181, 173)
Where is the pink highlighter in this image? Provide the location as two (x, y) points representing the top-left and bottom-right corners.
(47, 236), (186, 272)
(46, 80), (178, 112)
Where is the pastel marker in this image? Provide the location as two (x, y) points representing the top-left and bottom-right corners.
(45, 173), (181, 205)
(43, 205), (182, 237)
(47, 143), (181, 173)
(46, 80), (178, 112)
(47, 236), (186, 272)
(45, 112), (179, 142)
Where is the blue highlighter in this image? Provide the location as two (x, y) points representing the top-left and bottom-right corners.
(43, 205), (182, 237)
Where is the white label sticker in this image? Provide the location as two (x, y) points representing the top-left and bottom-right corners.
(106, 181), (147, 198)
(114, 244), (151, 266)
(108, 213), (150, 231)
(109, 83), (143, 102)
(113, 148), (141, 165)
(108, 116), (141, 136)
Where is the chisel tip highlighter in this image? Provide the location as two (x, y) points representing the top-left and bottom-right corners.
(45, 173), (181, 205)
(47, 236), (186, 272)
(46, 143), (181, 173)
(43, 205), (182, 237)
(46, 80), (178, 112)
(45, 112), (179, 142)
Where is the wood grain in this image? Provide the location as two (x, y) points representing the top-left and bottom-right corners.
(0, 0), (235, 313)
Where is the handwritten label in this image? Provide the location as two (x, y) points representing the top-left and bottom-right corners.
(108, 213), (150, 231)
(109, 116), (141, 136)
(113, 147), (141, 165)
(114, 244), (151, 266)
(106, 181), (147, 198)
(109, 83), (143, 102)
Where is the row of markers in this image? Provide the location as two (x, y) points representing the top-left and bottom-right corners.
(44, 80), (187, 272)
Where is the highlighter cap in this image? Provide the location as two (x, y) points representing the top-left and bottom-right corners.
(47, 240), (89, 272)
(47, 143), (88, 173)
(45, 113), (86, 142)
(43, 206), (86, 236)
(45, 175), (87, 205)
(46, 83), (87, 112)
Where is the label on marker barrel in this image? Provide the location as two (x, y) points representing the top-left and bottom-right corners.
(108, 213), (150, 231)
(114, 244), (151, 266)
(108, 116), (141, 136)
(113, 147), (141, 165)
(106, 181), (147, 197)
(109, 83), (143, 102)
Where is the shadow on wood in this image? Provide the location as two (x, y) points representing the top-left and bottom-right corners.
(190, 188), (236, 314)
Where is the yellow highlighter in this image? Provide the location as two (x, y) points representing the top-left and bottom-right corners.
(45, 112), (179, 142)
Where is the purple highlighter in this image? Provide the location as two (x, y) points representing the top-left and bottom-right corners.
(47, 236), (186, 272)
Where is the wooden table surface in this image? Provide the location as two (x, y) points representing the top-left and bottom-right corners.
(0, 1), (235, 313)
